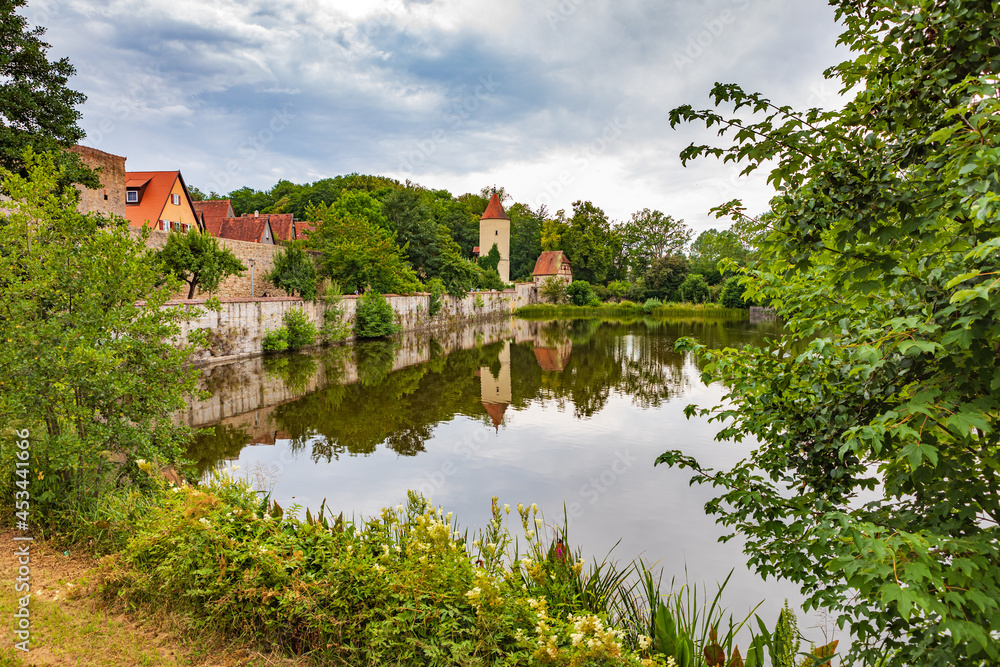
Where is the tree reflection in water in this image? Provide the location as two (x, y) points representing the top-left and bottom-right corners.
(186, 317), (782, 471)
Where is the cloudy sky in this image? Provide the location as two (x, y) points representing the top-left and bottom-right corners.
(28, 0), (849, 231)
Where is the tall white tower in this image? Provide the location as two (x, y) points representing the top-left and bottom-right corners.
(479, 191), (510, 283)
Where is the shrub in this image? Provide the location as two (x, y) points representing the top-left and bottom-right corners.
(642, 298), (663, 314)
(320, 283), (351, 343)
(427, 278), (445, 317)
(474, 294), (486, 310)
(283, 308), (317, 348)
(539, 276), (567, 304)
(478, 268), (507, 292)
(354, 291), (399, 339)
(262, 327), (289, 352)
(566, 280), (594, 306)
(720, 276), (751, 309)
(678, 273), (710, 303)
(606, 280), (630, 302)
(587, 295), (602, 307)
(266, 241), (318, 300)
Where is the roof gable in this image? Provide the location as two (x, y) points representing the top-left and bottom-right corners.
(533, 250), (571, 276)
(217, 217), (274, 243)
(193, 200), (235, 236)
(125, 170), (200, 230)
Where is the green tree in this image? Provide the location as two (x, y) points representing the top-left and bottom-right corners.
(317, 214), (420, 295)
(0, 1), (95, 187)
(539, 276), (567, 304)
(661, 2), (1000, 664)
(0, 152), (199, 514)
(719, 276), (751, 309)
(156, 228), (246, 299)
(678, 273), (709, 303)
(643, 255), (688, 302)
(566, 280), (594, 306)
(688, 229), (748, 284)
(267, 241), (318, 300)
(478, 242), (501, 273)
(509, 202), (545, 282)
(354, 291), (399, 339)
(620, 209), (691, 279)
(561, 201), (613, 285)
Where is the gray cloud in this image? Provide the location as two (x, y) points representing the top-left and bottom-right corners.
(29, 0), (846, 226)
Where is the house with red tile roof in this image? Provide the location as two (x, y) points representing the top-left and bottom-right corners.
(193, 200), (234, 237)
(295, 220), (317, 239)
(532, 250), (572, 286)
(125, 171), (203, 233)
(215, 215), (277, 244)
(248, 212), (295, 242)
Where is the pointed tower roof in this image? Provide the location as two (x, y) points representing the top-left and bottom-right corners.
(480, 192), (509, 220)
(483, 401), (508, 429)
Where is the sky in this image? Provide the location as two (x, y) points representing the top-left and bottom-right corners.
(27, 0), (850, 233)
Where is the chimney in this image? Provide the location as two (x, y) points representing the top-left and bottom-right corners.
(254, 210), (259, 217)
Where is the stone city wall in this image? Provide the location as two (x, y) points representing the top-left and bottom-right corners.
(170, 281), (538, 366)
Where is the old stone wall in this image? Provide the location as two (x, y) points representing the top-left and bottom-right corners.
(138, 229), (290, 299)
(70, 145), (127, 218)
(171, 282), (538, 366)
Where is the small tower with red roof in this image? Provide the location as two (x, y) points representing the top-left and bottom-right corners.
(479, 190), (510, 283)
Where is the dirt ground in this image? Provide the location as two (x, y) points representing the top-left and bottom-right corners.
(0, 531), (306, 667)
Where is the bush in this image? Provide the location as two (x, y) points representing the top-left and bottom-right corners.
(283, 308), (317, 348)
(587, 295), (602, 307)
(678, 273), (710, 303)
(606, 280), (630, 302)
(720, 276), (751, 309)
(262, 327), (289, 352)
(427, 278), (445, 317)
(539, 276), (567, 304)
(320, 283), (351, 343)
(642, 298), (663, 314)
(566, 280), (594, 306)
(478, 268), (507, 292)
(354, 291), (399, 339)
(266, 241), (318, 300)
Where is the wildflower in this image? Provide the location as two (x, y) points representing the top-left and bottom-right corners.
(526, 530), (535, 540)
(517, 502), (525, 513)
(637, 635), (651, 650)
(535, 518), (543, 528)
(504, 504), (511, 514)
(198, 517), (210, 527)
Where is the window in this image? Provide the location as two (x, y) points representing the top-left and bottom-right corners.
(126, 190), (138, 203)
(171, 193), (180, 206)
(161, 220), (168, 231)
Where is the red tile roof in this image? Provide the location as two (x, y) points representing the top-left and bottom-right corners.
(296, 220), (317, 237)
(194, 200), (234, 236)
(125, 171), (198, 230)
(480, 192), (508, 220)
(216, 217), (273, 243)
(532, 250), (570, 276)
(483, 401), (508, 428)
(263, 213), (295, 241)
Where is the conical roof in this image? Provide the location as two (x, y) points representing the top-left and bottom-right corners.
(480, 192), (509, 220)
(483, 401), (508, 428)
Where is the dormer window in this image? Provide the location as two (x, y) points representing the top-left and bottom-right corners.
(171, 193), (180, 205)
(126, 190), (139, 203)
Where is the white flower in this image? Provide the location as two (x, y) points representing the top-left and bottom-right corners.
(535, 518), (543, 528)
(198, 517), (210, 527)
(637, 635), (651, 650)
(504, 504), (511, 514)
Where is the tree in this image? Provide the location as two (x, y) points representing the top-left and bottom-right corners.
(719, 276), (751, 309)
(354, 291), (399, 339)
(566, 280), (595, 306)
(661, 2), (1000, 665)
(0, 152), (199, 514)
(539, 276), (567, 304)
(267, 241), (318, 300)
(509, 202), (544, 281)
(478, 243), (501, 273)
(187, 186), (221, 201)
(316, 214), (420, 295)
(0, 1), (95, 187)
(560, 200), (613, 285)
(688, 229), (747, 284)
(677, 273), (709, 303)
(620, 209), (692, 278)
(157, 229), (246, 299)
(643, 255), (688, 302)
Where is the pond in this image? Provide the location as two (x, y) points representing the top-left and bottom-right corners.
(185, 314), (823, 637)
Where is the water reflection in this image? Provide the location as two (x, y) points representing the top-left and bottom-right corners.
(186, 316), (780, 474)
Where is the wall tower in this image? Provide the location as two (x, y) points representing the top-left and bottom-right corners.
(479, 191), (510, 283)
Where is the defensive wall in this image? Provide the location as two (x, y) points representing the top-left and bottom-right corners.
(170, 281), (538, 366)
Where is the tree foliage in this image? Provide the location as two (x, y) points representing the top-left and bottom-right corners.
(661, 2), (1000, 664)
(0, 1), (96, 188)
(688, 229), (748, 285)
(354, 291), (400, 339)
(539, 276), (568, 304)
(266, 241), (318, 300)
(643, 255), (689, 302)
(560, 201), (613, 285)
(620, 209), (691, 279)
(315, 214), (420, 296)
(157, 228), (246, 299)
(0, 152), (198, 512)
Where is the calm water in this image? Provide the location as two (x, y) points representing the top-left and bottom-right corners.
(187, 315), (825, 637)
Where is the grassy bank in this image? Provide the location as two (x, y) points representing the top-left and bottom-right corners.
(59, 469), (789, 667)
(515, 302), (746, 321)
